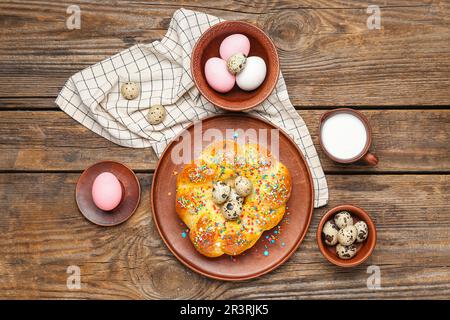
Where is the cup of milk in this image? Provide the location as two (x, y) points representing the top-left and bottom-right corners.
(319, 108), (378, 166)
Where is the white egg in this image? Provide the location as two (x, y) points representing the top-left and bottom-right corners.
(236, 56), (267, 91)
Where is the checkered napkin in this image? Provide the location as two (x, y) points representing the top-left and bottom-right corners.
(56, 8), (328, 207)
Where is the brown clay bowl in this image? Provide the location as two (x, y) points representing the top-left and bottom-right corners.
(76, 161), (141, 226)
(191, 21), (280, 111)
(151, 113), (314, 281)
(316, 205), (377, 268)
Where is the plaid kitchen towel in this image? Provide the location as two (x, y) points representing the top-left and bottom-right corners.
(56, 8), (328, 207)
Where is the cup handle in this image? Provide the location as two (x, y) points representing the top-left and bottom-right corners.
(361, 152), (379, 166)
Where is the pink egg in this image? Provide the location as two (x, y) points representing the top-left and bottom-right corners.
(219, 34), (251, 61)
(204, 57), (235, 93)
(92, 172), (123, 211)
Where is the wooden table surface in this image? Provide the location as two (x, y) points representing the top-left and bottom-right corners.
(1, 1), (449, 299)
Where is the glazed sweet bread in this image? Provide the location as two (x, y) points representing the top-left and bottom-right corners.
(176, 140), (291, 257)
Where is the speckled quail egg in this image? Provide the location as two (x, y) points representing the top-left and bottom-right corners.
(148, 105), (166, 125)
(322, 220), (340, 246)
(336, 243), (357, 259)
(354, 220), (369, 242)
(227, 53), (247, 75)
(334, 211), (354, 229)
(211, 181), (231, 204)
(337, 225), (358, 246)
(120, 81), (139, 100)
(228, 188), (244, 204)
(222, 200), (243, 220)
(234, 176), (252, 197)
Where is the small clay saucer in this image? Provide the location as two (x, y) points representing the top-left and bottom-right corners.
(317, 204), (377, 268)
(76, 161), (140, 226)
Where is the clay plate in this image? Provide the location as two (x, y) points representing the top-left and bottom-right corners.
(191, 21), (280, 111)
(76, 161), (141, 226)
(317, 204), (377, 267)
(151, 114), (314, 281)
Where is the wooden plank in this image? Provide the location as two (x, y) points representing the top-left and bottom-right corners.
(0, 173), (448, 299)
(2, 97), (450, 112)
(0, 110), (448, 172)
(0, 111), (158, 172)
(0, 98), (56, 110)
(0, 2), (449, 106)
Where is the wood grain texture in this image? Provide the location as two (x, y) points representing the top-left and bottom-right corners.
(0, 98), (56, 110)
(0, 173), (448, 299)
(1, 0), (449, 300)
(0, 110), (448, 172)
(0, 1), (449, 106)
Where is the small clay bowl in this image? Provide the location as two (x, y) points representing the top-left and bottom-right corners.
(191, 20), (280, 111)
(76, 161), (140, 226)
(317, 205), (377, 268)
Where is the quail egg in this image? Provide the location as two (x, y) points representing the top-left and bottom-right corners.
(211, 181), (231, 204)
(334, 211), (354, 229)
(148, 105), (166, 125)
(322, 220), (340, 246)
(120, 81), (139, 100)
(354, 220), (369, 242)
(222, 200), (243, 220)
(234, 176), (252, 197)
(336, 243), (357, 259)
(228, 188), (244, 204)
(337, 225), (358, 246)
(227, 53), (247, 75)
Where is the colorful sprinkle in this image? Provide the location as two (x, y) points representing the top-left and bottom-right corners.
(176, 139), (291, 256)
